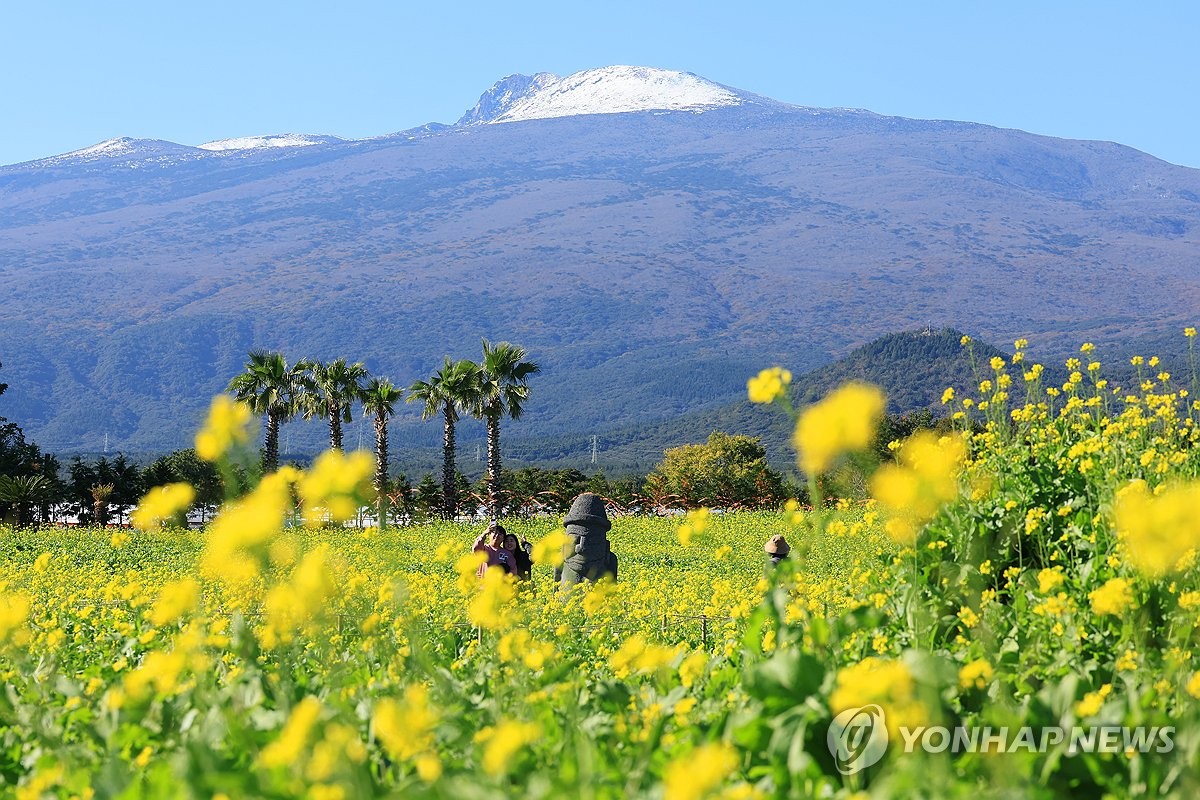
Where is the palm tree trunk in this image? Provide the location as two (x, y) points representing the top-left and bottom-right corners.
(265, 409), (280, 474)
(442, 403), (456, 521)
(329, 404), (343, 451)
(375, 412), (389, 527)
(487, 413), (501, 519)
(94, 499), (108, 527)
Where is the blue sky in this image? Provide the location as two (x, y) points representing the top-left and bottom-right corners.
(3, 1), (1197, 168)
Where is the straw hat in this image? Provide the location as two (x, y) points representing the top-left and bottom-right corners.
(764, 534), (790, 556)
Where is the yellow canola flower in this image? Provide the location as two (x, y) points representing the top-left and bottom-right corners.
(468, 567), (516, 631)
(608, 634), (680, 678)
(1089, 577), (1135, 616)
(959, 659), (994, 690)
(261, 545), (338, 648)
(498, 629), (556, 670)
(531, 528), (568, 568)
(148, 578), (200, 626)
(415, 753), (443, 782)
(870, 432), (966, 544)
(259, 696), (322, 769)
(123, 649), (188, 700)
(679, 650), (708, 688)
(1075, 685), (1112, 718)
(1038, 567), (1065, 594)
(478, 719), (540, 776)
(663, 742), (739, 800)
(793, 383), (886, 475)
(195, 395), (253, 462)
(456, 550), (488, 594)
(300, 450), (375, 525)
(0, 592), (32, 647)
(131, 483), (195, 531)
(374, 684), (439, 762)
(677, 507), (711, 547)
(306, 723), (366, 783)
(747, 367), (791, 404)
(14, 765), (64, 800)
(1113, 479), (1200, 576)
(434, 540), (458, 562)
(783, 497), (805, 526)
(202, 469), (297, 582)
(829, 656), (926, 737)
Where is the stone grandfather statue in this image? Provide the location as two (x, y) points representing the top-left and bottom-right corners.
(555, 492), (618, 587)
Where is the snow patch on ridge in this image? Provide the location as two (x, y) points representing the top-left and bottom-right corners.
(198, 133), (344, 151)
(32, 137), (207, 167)
(481, 66), (743, 124)
(65, 138), (141, 158)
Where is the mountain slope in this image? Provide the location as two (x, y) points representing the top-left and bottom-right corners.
(505, 328), (1006, 474)
(2, 67), (1200, 457)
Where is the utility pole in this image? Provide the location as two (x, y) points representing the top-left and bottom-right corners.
(591, 435), (598, 465)
(476, 444), (481, 462)
(104, 433), (108, 454)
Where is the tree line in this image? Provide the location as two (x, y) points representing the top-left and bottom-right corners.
(2, 350), (957, 526)
(227, 338), (539, 521)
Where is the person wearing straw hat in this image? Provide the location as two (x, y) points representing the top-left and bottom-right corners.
(764, 534), (790, 566)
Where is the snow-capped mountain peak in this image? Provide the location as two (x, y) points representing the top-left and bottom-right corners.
(198, 133), (344, 152)
(11, 66), (753, 169)
(460, 66), (744, 125)
(457, 73), (559, 125)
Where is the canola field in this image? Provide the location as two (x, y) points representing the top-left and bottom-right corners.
(0, 511), (889, 800)
(4, 334), (1200, 799)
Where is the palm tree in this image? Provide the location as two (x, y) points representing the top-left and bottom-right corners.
(475, 340), (540, 519)
(297, 358), (369, 451)
(408, 358), (482, 520)
(228, 350), (304, 473)
(91, 483), (114, 526)
(362, 377), (404, 527)
(0, 475), (52, 527)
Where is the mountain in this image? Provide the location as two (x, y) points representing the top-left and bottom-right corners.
(34, 137), (209, 167)
(2, 65), (1199, 460)
(504, 328), (1008, 474)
